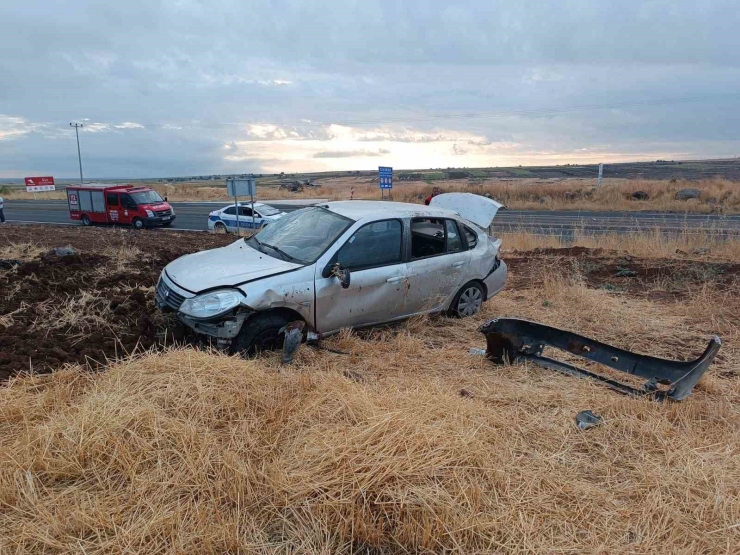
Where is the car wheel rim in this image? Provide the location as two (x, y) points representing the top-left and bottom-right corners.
(215, 224), (226, 234)
(458, 287), (483, 316)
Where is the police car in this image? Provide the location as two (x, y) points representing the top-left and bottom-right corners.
(207, 202), (286, 233)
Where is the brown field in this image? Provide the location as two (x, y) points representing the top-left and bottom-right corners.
(0, 225), (739, 553)
(3, 176), (740, 213)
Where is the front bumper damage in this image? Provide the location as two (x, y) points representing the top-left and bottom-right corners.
(177, 312), (250, 348)
(479, 318), (721, 401)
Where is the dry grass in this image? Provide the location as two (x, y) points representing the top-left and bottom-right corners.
(1, 254), (738, 553)
(3, 176), (739, 213)
(0, 242), (46, 262)
(499, 227), (740, 260)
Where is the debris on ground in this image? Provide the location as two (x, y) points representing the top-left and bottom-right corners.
(343, 369), (365, 382)
(48, 246), (77, 257)
(575, 410), (604, 430)
(279, 321), (305, 364)
(459, 388), (475, 399)
(0, 259), (22, 269)
(675, 188), (701, 200)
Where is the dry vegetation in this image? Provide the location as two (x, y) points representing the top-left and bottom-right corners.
(1, 226), (739, 553)
(4, 176), (740, 213)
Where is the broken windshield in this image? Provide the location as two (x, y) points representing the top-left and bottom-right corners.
(246, 207), (352, 265)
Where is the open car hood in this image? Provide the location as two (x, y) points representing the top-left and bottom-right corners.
(430, 193), (503, 228)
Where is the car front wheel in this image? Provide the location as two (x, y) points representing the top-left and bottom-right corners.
(230, 313), (289, 356)
(449, 281), (485, 318)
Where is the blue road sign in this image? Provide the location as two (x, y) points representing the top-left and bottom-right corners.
(379, 166), (393, 189)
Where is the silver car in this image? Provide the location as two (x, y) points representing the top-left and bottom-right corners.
(155, 194), (507, 353)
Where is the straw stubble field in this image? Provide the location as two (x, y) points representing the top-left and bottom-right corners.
(0, 225), (738, 553)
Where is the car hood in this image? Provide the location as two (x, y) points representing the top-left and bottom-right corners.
(430, 193), (503, 228)
(165, 239), (301, 292)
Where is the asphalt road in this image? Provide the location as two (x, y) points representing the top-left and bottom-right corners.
(3, 199), (740, 236)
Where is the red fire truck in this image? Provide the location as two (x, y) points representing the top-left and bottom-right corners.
(66, 184), (175, 229)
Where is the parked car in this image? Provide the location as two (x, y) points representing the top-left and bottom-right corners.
(207, 202), (286, 233)
(156, 194), (506, 353)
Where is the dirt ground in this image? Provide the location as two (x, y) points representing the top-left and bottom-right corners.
(0, 226), (232, 381)
(1, 225), (738, 383)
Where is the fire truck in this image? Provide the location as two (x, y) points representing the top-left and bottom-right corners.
(66, 184), (175, 229)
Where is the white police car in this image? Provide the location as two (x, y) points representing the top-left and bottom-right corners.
(208, 202), (286, 233)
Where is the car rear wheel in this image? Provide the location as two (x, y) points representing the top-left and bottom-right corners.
(81, 214), (91, 226)
(449, 281), (485, 318)
(214, 222), (227, 234)
(231, 313), (289, 356)
(132, 218), (144, 230)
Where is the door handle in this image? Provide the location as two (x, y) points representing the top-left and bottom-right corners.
(451, 261), (465, 268)
(386, 276), (407, 284)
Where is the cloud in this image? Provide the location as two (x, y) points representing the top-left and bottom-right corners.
(1, 1), (740, 177)
(314, 148), (390, 158)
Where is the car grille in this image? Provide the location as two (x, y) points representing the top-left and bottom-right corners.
(154, 209), (172, 217)
(156, 278), (186, 311)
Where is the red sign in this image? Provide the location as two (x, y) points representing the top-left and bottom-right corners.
(24, 176), (55, 186)
(25, 176), (56, 193)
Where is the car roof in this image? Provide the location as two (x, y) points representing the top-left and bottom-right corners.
(222, 202), (269, 209)
(319, 200), (458, 221)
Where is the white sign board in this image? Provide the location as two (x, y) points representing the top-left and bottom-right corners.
(226, 178), (255, 197)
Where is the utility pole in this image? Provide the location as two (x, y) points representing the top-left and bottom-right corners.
(70, 123), (84, 184)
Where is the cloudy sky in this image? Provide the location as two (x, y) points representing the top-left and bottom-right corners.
(1, 0), (739, 178)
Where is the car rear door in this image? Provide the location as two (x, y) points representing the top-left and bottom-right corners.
(402, 218), (471, 315)
(314, 219), (408, 334)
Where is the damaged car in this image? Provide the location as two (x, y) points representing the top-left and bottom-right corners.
(155, 194), (507, 353)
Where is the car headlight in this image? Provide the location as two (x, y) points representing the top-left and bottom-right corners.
(179, 289), (243, 319)
(146, 209), (155, 217)
(170, 207), (175, 215)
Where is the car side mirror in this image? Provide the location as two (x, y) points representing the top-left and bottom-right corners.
(330, 262), (351, 289)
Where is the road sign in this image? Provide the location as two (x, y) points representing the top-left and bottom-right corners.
(226, 178), (256, 197)
(597, 164), (603, 188)
(379, 166), (393, 189)
(226, 177), (257, 233)
(25, 176), (56, 192)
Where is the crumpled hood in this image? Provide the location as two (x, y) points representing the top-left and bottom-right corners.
(165, 240), (301, 292)
(430, 193), (503, 228)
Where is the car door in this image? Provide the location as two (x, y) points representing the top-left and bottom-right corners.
(403, 218), (472, 315)
(240, 206), (263, 230)
(314, 219), (408, 334)
(106, 192), (123, 224)
(219, 206), (237, 231)
(118, 193), (136, 225)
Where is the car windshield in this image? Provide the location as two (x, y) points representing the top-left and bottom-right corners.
(257, 205), (281, 216)
(246, 207), (352, 265)
(130, 190), (164, 205)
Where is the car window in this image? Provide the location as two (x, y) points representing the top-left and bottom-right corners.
(410, 218), (450, 259)
(445, 220), (462, 253)
(336, 220), (403, 271)
(120, 194), (137, 209)
(239, 207), (253, 217)
(258, 205), (280, 216)
(106, 193), (119, 207)
(463, 224), (478, 250)
(130, 190), (164, 205)
(223, 206), (236, 215)
(247, 207), (352, 265)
